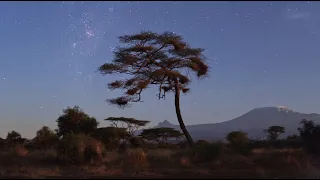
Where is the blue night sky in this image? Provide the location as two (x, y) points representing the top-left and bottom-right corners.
(0, 1), (320, 138)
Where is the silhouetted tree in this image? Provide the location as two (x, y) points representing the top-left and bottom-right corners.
(91, 127), (130, 150)
(33, 126), (59, 150)
(0, 137), (5, 149)
(6, 130), (23, 145)
(264, 126), (285, 140)
(226, 131), (249, 148)
(104, 117), (150, 136)
(98, 31), (209, 147)
(298, 119), (320, 154)
(56, 106), (99, 138)
(139, 127), (183, 144)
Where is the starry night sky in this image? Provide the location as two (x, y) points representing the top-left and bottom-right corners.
(1, 1), (320, 138)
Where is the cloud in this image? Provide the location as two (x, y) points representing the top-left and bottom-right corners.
(285, 10), (311, 20)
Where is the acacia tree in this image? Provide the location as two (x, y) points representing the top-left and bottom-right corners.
(104, 117), (150, 136)
(139, 127), (183, 144)
(98, 31), (209, 147)
(264, 126), (285, 140)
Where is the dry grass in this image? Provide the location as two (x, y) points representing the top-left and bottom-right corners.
(0, 146), (319, 178)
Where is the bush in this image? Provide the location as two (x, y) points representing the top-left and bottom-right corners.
(298, 119), (320, 155)
(0, 138), (6, 149)
(177, 142), (225, 163)
(226, 131), (250, 154)
(118, 142), (129, 153)
(123, 148), (148, 172)
(11, 144), (28, 157)
(178, 141), (189, 149)
(56, 133), (105, 164)
(158, 143), (179, 149)
(196, 140), (210, 145)
(142, 142), (158, 149)
(33, 126), (59, 150)
(129, 137), (144, 148)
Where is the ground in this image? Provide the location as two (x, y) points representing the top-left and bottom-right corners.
(1, 146), (320, 179)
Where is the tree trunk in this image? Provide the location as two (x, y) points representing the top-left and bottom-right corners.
(174, 82), (195, 148)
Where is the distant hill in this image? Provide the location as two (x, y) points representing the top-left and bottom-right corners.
(137, 106), (320, 141)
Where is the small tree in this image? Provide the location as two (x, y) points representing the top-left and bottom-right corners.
(104, 117), (150, 136)
(6, 131), (23, 145)
(33, 126), (59, 150)
(129, 136), (144, 148)
(264, 126), (285, 140)
(98, 31), (209, 147)
(139, 127), (183, 144)
(226, 131), (249, 148)
(0, 138), (5, 148)
(298, 119), (320, 154)
(286, 134), (299, 140)
(91, 127), (130, 150)
(56, 106), (99, 138)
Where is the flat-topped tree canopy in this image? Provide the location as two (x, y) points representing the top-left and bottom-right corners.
(139, 127), (184, 144)
(98, 31), (209, 108)
(105, 117), (150, 126)
(105, 117), (150, 135)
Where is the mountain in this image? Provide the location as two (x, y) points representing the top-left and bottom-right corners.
(147, 106), (320, 141)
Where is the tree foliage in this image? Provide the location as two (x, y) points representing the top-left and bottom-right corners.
(98, 31), (209, 147)
(264, 126), (285, 140)
(0, 137), (5, 149)
(139, 127), (183, 144)
(33, 126), (59, 150)
(6, 131), (24, 145)
(91, 127), (130, 150)
(104, 117), (150, 136)
(56, 106), (99, 138)
(226, 131), (249, 147)
(298, 119), (320, 154)
(98, 31), (208, 107)
(56, 133), (105, 164)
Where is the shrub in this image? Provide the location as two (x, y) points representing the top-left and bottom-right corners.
(91, 127), (129, 151)
(196, 140), (210, 145)
(158, 143), (179, 149)
(56, 133), (105, 164)
(226, 131), (250, 154)
(33, 126), (59, 150)
(11, 144), (28, 157)
(123, 148), (148, 172)
(142, 142), (158, 149)
(178, 141), (189, 149)
(146, 149), (174, 166)
(0, 138), (6, 149)
(298, 119), (320, 155)
(118, 142), (129, 153)
(129, 137), (144, 148)
(177, 142), (225, 163)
